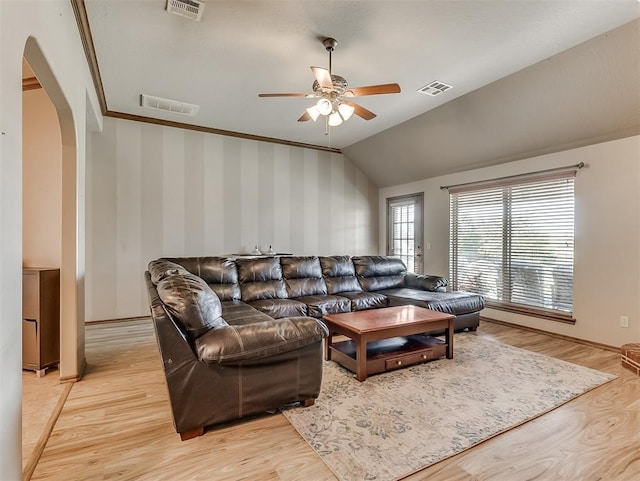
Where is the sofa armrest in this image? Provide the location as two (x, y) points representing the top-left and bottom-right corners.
(195, 317), (328, 365)
(405, 272), (448, 292)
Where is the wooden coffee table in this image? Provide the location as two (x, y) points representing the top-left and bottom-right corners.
(322, 305), (455, 381)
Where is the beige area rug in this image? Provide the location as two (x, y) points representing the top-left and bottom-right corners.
(282, 334), (616, 481)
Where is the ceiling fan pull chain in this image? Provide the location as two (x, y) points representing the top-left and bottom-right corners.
(325, 116), (329, 136)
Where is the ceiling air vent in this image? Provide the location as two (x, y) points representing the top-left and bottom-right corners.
(140, 94), (200, 116)
(166, 0), (204, 21)
(418, 81), (453, 97)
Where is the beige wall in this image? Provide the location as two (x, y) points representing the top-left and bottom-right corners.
(379, 136), (640, 347)
(22, 87), (62, 268)
(86, 117), (379, 321)
(1, 1), (101, 476)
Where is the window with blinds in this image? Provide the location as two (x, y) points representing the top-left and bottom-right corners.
(449, 173), (575, 315)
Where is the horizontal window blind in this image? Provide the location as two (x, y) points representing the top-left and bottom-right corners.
(450, 174), (574, 314)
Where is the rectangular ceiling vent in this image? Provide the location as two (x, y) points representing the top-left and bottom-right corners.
(166, 0), (204, 21)
(140, 94), (200, 116)
(418, 81), (453, 97)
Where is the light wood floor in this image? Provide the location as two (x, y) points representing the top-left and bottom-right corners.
(26, 319), (640, 481)
(22, 367), (67, 474)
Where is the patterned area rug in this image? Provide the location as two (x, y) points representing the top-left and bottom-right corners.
(282, 334), (616, 481)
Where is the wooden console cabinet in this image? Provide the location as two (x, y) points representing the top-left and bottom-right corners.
(22, 267), (60, 377)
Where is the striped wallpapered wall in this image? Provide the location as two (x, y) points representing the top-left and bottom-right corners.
(86, 117), (379, 321)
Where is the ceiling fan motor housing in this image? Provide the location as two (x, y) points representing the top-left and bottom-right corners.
(323, 37), (338, 51)
(313, 75), (348, 96)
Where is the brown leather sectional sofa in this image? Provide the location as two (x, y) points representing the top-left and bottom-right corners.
(145, 255), (484, 439)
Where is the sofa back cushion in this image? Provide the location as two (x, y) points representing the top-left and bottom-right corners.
(156, 273), (227, 339)
(352, 256), (407, 291)
(236, 257), (288, 302)
(319, 256), (362, 294)
(148, 259), (190, 284)
(163, 257), (241, 301)
(280, 256), (327, 298)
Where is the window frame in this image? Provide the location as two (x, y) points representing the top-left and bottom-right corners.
(449, 172), (576, 324)
(387, 193), (424, 274)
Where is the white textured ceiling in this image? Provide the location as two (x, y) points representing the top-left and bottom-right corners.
(84, 0), (640, 182)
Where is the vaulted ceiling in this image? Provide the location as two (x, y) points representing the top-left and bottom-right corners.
(79, 1), (640, 186)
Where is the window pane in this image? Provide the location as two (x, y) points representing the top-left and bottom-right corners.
(450, 176), (574, 313)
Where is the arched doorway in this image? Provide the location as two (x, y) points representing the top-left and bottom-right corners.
(23, 36), (84, 383)
(19, 36), (85, 480)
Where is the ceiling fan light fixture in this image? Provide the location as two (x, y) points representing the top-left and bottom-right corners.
(328, 111), (343, 127)
(258, 37), (400, 128)
(316, 98), (333, 116)
(338, 102), (355, 121)
(306, 105), (321, 121)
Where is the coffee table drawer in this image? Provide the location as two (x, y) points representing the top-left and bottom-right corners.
(384, 345), (447, 371)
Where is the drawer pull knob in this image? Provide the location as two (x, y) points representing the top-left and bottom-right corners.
(396, 360), (402, 366)
(422, 354), (428, 360)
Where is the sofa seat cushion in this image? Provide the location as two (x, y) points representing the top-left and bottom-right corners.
(156, 273), (227, 338)
(380, 288), (485, 316)
(195, 317), (329, 364)
(249, 299), (308, 319)
(294, 295), (351, 318)
(221, 300), (274, 326)
(338, 291), (388, 311)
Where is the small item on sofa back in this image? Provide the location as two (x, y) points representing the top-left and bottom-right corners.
(156, 273), (227, 339)
(405, 272), (448, 292)
(148, 259), (190, 284)
(352, 256), (407, 292)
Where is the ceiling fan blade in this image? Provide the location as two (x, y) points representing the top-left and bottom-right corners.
(298, 111), (311, 122)
(344, 101), (377, 120)
(347, 83), (401, 97)
(311, 66), (333, 89)
(258, 93), (310, 97)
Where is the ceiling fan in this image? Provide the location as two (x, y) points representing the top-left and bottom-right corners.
(258, 37), (401, 127)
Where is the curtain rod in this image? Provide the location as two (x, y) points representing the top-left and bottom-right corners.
(440, 162), (585, 190)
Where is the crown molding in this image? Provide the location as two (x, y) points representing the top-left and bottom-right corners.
(70, 0), (341, 155)
(104, 111), (342, 153)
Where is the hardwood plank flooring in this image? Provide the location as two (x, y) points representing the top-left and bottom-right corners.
(22, 367), (68, 476)
(27, 319), (640, 481)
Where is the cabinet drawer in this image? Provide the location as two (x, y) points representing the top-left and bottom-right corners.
(22, 318), (39, 367)
(384, 345), (446, 371)
(23, 272), (40, 319)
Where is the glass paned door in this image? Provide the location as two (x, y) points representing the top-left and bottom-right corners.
(387, 194), (423, 273)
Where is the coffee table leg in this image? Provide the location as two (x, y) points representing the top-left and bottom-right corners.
(325, 332), (332, 361)
(446, 319), (454, 359)
(356, 338), (367, 382)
